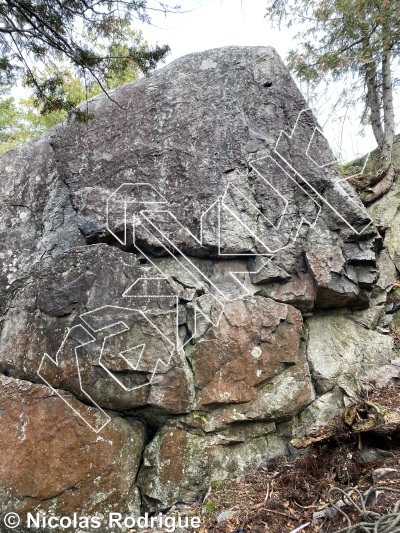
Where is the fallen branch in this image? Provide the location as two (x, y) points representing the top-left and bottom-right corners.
(291, 401), (400, 450)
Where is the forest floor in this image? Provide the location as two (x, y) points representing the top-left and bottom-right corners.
(188, 384), (400, 533)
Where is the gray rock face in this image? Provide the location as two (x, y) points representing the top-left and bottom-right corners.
(369, 172), (400, 270)
(0, 46), (398, 525)
(306, 312), (397, 396)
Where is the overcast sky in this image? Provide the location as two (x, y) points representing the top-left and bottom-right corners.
(137, 0), (380, 162)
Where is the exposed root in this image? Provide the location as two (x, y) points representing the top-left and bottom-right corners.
(351, 164), (398, 204)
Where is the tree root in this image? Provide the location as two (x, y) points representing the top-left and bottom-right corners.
(291, 400), (398, 450)
(358, 163), (397, 204)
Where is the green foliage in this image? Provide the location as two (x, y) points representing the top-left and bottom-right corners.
(266, 0), (400, 80)
(265, 0), (399, 156)
(0, 90), (29, 153)
(0, 89), (61, 153)
(0, 48), (140, 153)
(338, 163), (363, 176)
(0, 1), (179, 114)
(339, 151), (379, 177)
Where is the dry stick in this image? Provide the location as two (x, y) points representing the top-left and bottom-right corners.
(202, 486), (212, 503)
(264, 482), (270, 504)
(288, 524), (310, 533)
(263, 508), (300, 521)
(293, 500), (329, 510)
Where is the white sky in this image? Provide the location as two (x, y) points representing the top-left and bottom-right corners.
(137, 0), (380, 162)
(10, 0), (390, 161)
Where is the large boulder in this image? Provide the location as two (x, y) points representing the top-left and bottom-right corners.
(0, 46), (398, 523)
(0, 375), (145, 533)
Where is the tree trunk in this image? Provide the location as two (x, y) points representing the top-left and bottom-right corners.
(381, 48), (395, 165)
(359, 49), (396, 205)
(365, 58), (384, 149)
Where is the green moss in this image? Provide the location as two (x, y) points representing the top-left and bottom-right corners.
(204, 499), (219, 517)
(263, 383), (274, 392)
(193, 413), (207, 424)
(210, 479), (227, 490)
(339, 163), (362, 176)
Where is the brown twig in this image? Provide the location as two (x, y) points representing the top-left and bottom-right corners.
(263, 508), (300, 521)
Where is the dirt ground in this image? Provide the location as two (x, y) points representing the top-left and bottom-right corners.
(189, 384), (400, 533)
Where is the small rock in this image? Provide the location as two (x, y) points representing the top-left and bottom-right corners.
(312, 510), (326, 524)
(379, 314), (393, 327)
(311, 506), (339, 524)
(313, 500), (346, 522)
(325, 507), (338, 519)
(372, 467), (398, 484)
(218, 511), (239, 523)
(360, 448), (395, 463)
